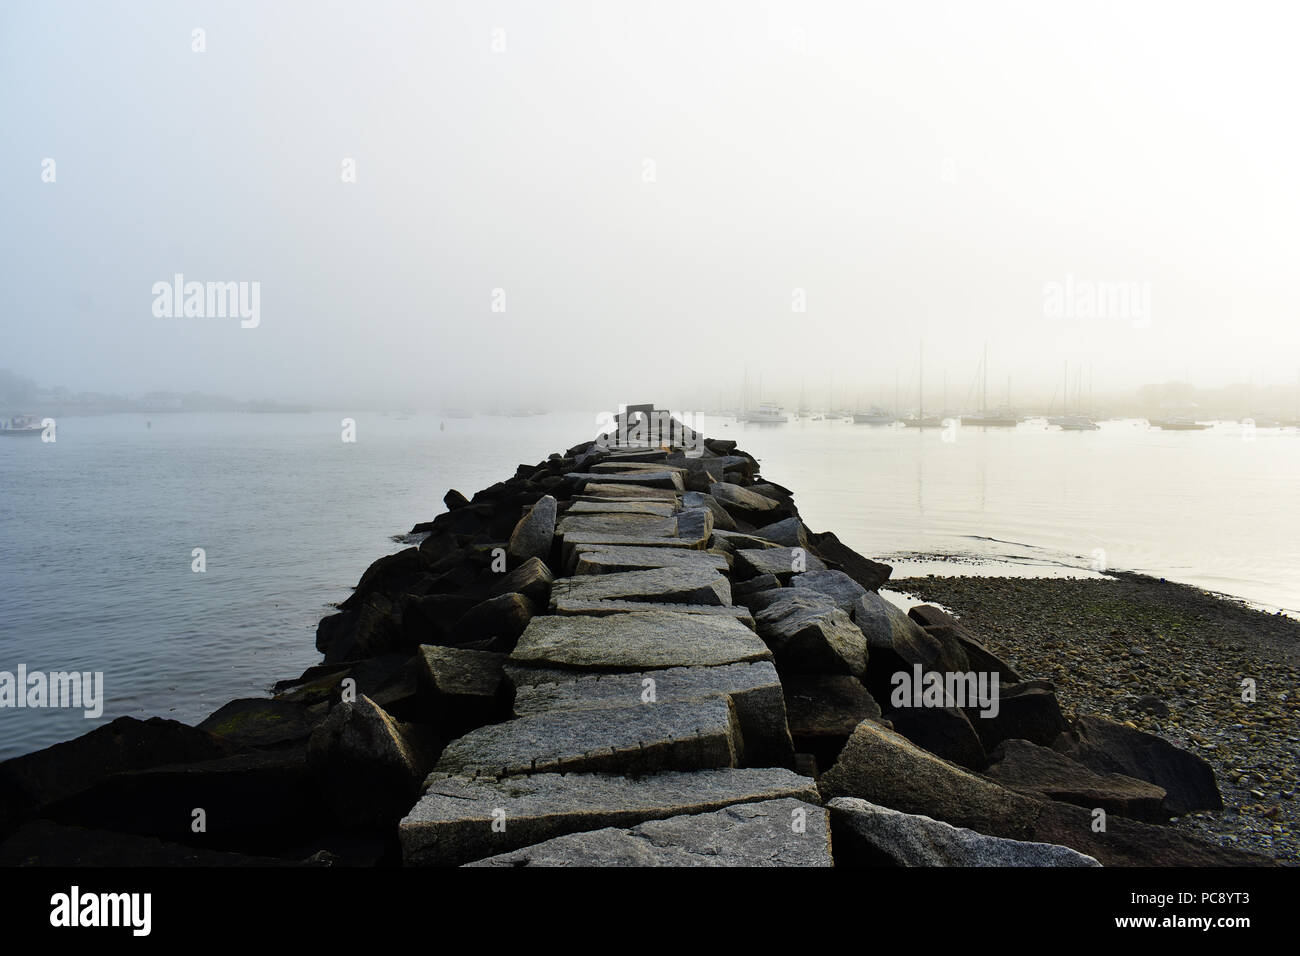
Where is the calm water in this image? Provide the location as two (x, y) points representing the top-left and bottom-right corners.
(1, 411), (1297, 759)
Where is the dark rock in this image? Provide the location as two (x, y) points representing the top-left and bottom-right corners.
(783, 674), (881, 770)
(483, 555), (553, 605)
(790, 569), (867, 613)
(754, 593), (868, 678)
(0, 820), (295, 867)
(818, 718), (1264, 866)
(735, 547), (828, 582)
(968, 681), (1067, 752)
(828, 798), (1099, 867)
(1054, 716), (1223, 815)
(308, 695), (431, 827)
(198, 698), (316, 750)
(888, 706), (987, 771)
(416, 645), (513, 737)
(452, 592), (537, 647)
(339, 547), (428, 611)
(444, 489), (470, 510)
(908, 605), (1023, 682)
(731, 573), (781, 597)
(0, 717), (231, 837)
(806, 531), (892, 591)
(854, 592), (968, 704)
(986, 739), (1168, 822)
(37, 747), (325, 852)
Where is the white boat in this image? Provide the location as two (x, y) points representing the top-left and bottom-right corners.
(736, 402), (788, 424)
(853, 408), (899, 425)
(0, 414), (45, 437)
(1055, 415), (1100, 431)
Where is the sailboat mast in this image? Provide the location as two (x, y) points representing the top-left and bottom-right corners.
(982, 342), (988, 414)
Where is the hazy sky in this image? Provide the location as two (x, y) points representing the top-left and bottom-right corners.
(3, 1), (1299, 410)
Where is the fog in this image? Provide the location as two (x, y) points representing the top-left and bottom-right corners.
(3, 1), (1299, 412)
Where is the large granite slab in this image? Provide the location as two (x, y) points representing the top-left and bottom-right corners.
(565, 501), (678, 517)
(567, 472), (686, 492)
(465, 798), (831, 867)
(572, 546), (729, 575)
(433, 696), (740, 778)
(400, 767), (817, 866)
(507, 660), (794, 767)
(550, 599), (754, 628)
(510, 611), (772, 671)
(550, 567), (732, 607)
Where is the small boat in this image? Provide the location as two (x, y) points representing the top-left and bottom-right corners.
(736, 402), (788, 424)
(902, 416), (944, 429)
(1056, 415), (1100, 431)
(853, 407), (899, 425)
(1150, 417), (1209, 430)
(961, 413), (1020, 427)
(0, 414), (45, 437)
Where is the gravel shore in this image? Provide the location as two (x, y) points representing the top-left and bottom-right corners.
(889, 570), (1300, 864)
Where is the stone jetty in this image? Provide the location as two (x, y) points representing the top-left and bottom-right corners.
(0, 407), (1270, 867)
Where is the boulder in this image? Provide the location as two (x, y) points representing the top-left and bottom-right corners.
(735, 547), (828, 582)
(806, 531), (892, 591)
(681, 491), (738, 531)
(484, 556), (554, 606)
(417, 646), (513, 737)
(754, 593), (868, 678)
(1054, 716), (1223, 815)
(753, 517), (809, 550)
(452, 592), (536, 646)
(907, 605), (1022, 682)
(198, 698), (316, 750)
(401, 768), (817, 866)
(853, 592), (968, 703)
(0, 717), (231, 836)
(790, 569), (867, 613)
(968, 681), (1067, 751)
(709, 482), (781, 520)
(307, 695), (429, 826)
(466, 799), (831, 867)
(828, 798), (1099, 867)
(818, 719), (1259, 866)
(506, 495), (557, 564)
(886, 706), (987, 771)
(985, 739), (1168, 822)
(783, 675), (881, 770)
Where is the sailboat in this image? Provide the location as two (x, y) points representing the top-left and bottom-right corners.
(903, 341), (942, 428)
(1049, 361), (1099, 430)
(962, 344), (1021, 427)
